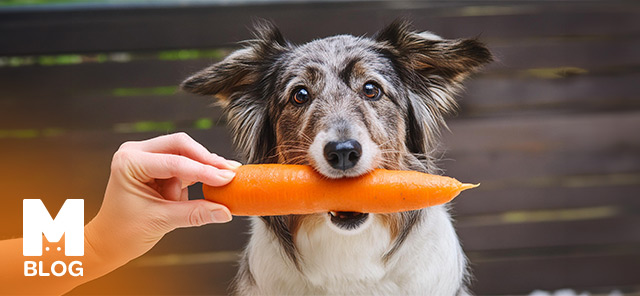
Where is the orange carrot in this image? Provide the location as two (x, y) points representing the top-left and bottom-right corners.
(203, 164), (477, 216)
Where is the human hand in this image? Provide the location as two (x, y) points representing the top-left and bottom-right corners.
(84, 132), (240, 269)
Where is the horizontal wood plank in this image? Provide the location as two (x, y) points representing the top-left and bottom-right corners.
(458, 216), (640, 251)
(441, 112), (640, 181)
(453, 184), (640, 216)
(460, 72), (640, 117)
(485, 37), (640, 71)
(68, 261), (237, 295)
(1, 2), (638, 55)
(470, 252), (640, 295)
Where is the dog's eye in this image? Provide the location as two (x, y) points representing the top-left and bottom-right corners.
(362, 82), (382, 100)
(290, 88), (310, 106)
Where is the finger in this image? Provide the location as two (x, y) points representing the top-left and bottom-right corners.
(155, 177), (183, 201)
(180, 187), (189, 201)
(162, 199), (232, 229)
(123, 151), (236, 187)
(135, 132), (241, 170)
(181, 180), (196, 189)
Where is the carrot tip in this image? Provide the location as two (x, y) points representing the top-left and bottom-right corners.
(460, 183), (480, 191)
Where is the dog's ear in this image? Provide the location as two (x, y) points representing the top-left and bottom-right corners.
(180, 20), (289, 104)
(376, 20), (492, 159)
(181, 20), (288, 164)
(375, 19), (492, 86)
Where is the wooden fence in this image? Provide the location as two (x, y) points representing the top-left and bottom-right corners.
(1, 1), (639, 294)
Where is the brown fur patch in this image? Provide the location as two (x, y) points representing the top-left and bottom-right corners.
(378, 213), (401, 242)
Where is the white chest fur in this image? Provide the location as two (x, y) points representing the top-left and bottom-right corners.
(243, 206), (467, 295)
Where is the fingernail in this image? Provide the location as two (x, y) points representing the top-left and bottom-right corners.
(227, 160), (243, 169)
(211, 209), (232, 222)
(220, 170), (236, 180)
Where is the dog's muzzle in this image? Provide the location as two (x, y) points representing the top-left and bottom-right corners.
(321, 139), (370, 230)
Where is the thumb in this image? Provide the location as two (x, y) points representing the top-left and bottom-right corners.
(163, 200), (233, 229)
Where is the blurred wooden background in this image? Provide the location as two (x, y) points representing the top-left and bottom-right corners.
(1, 0), (639, 294)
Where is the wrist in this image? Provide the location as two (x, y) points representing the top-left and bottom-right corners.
(83, 219), (128, 278)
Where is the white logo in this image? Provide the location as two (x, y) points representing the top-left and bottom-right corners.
(23, 199), (84, 256)
(23, 199), (84, 277)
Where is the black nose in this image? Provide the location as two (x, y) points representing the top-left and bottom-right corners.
(323, 139), (362, 170)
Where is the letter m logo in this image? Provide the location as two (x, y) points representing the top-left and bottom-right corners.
(23, 199), (84, 256)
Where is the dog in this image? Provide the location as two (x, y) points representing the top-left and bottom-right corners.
(181, 19), (492, 295)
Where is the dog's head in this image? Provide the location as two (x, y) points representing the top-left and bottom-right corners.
(182, 19), (491, 259)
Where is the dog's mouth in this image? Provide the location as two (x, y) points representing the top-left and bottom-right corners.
(328, 211), (370, 230)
